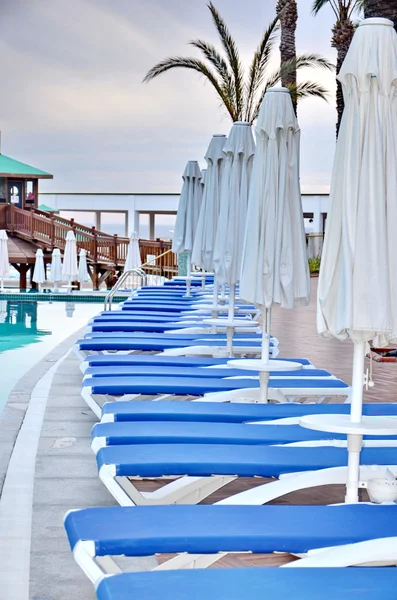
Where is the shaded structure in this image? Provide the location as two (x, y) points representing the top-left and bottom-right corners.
(0, 149), (178, 289)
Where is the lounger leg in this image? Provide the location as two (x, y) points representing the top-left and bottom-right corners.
(153, 552), (227, 571)
(81, 387), (101, 418)
(99, 465), (237, 506)
(284, 537), (397, 568)
(217, 465), (397, 506)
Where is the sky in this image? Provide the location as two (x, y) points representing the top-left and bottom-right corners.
(0, 0), (340, 193)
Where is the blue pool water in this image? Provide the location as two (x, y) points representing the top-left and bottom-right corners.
(0, 300), (99, 412)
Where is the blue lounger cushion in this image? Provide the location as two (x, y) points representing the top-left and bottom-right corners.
(95, 568), (397, 600)
(84, 366), (330, 379)
(89, 323), (199, 333)
(83, 376), (348, 396)
(102, 399), (397, 423)
(84, 332), (263, 340)
(93, 314), (190, 322)
(65, 504), (397, 556)
(89, 323), (259, 333)
(121, 305), (192, 312)
(77, 339), (264, 352)
(95, 444), (396, 478)
(91, 420), (397, 446)
(84, 355), (311, 368)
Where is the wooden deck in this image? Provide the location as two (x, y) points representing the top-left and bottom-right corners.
(7, 235), (40, 264)
(150, 278), (397, 568)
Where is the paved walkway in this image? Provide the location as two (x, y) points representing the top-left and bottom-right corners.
(0, 278), (396, 598)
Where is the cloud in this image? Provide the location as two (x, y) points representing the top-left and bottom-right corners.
(0, 0), (338, 193)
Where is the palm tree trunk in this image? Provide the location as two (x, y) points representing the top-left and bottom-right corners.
(277, 0), (298, 113)
(364, 0), (397, 30)
(332, 16), (354, 137)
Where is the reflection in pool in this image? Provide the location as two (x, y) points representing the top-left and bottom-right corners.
(0, 300), (99, 412)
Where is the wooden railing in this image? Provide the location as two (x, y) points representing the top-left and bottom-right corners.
(5, 204), (130, 266)
(138, 238), (178, 279)
(4, 204), (179, 276)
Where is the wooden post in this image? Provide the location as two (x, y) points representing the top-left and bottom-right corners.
(50, 215), (55, 250)
(113, 234), (118, 266)
(29, 265), (37, 290)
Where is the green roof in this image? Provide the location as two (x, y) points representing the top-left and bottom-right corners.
(38, 204), (58, 212)
(0, 154), (53, 178)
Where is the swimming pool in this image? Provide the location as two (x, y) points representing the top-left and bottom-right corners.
(0, 300), (99, 412)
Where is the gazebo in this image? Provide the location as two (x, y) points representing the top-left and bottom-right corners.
(0, 152), (53, 210)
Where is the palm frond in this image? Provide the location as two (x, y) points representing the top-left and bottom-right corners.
(143, 56), (236, 120)
(294, 53), (335, 71)
(289, 80), (330, 103)
(244, 17), (279, 122)
(189, 39), (236, 111)
(207, 2), (245, 119)
(312, 0), (338, 17)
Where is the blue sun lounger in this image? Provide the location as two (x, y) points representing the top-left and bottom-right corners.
(81, 375), (350, 417)
(93, 443), (397, 506)
(84, 366), (331, 379)
(80, 355), (312, 372)
(75, 338), (267, 362)
(91, 419), (397, 451)
(64, 504), (397, 582)
(94, 568), (397, 600)
(100, 399), (397, 424)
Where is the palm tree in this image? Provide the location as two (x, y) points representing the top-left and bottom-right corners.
(276, 0), (298, 113)
(364, 0), (397, 30)
(312, 1), (363, 136)
(144, 2), (333, 124)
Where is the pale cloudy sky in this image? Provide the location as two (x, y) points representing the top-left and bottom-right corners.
(0, 0), (339, 193)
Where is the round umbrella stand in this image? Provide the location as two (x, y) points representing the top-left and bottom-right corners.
(228, 358), (303, 403)
(204, 318), (259, 357)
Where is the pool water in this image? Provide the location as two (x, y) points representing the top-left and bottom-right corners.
(0, 300), (99, 412)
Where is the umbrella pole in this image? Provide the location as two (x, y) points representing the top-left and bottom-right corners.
(185, 253), (192, 297)
(259, 308), (271, 403)
(226, 283), (236, 356)
(211, 274), (219, 332)
(0, 277), (3, 292)
(345, 341), (365, 504)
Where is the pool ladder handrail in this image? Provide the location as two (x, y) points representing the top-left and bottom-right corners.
(104, 268), (147, 311)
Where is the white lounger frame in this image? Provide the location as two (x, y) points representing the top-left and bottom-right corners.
(70, 525), (397, 587)
(94, 447), (397, 506)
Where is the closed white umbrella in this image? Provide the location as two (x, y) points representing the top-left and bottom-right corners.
(62, 231), (78, 283)
(78, 249), (90, 283)
(213, 122), (255, 351)
(172, 160), (202, 296)
(192, 135), (227, 272)
(32, 249), (46, 289)
(0, 230), (9, 291)
(50, 248), (63, 291)
(124, 231), (141, 272)
(240, 87), (310, 369)
(317, 18), (397, 503)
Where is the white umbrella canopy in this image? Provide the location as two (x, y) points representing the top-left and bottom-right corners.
(237, 87), (310, 399)
(213, 122), (255, 289)
(62, 231), (78, 282)
(213, 122), (255, 348)
(50, 248), (63, 283)
(0, 230), (9, 291)
(124, 231), (141, 272)
(316, 18), (397, 503)
(172, 160), (202, 296)
(191, 135), (227, 272)
(32, 249), (46, 286)
(78, 249), (90, 283)
(172, 160), (203, 256)
(240, 87), (309, 313)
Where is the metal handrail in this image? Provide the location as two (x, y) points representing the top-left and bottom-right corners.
(104, 268), (147, 311)
(104, 248), (176, 311)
